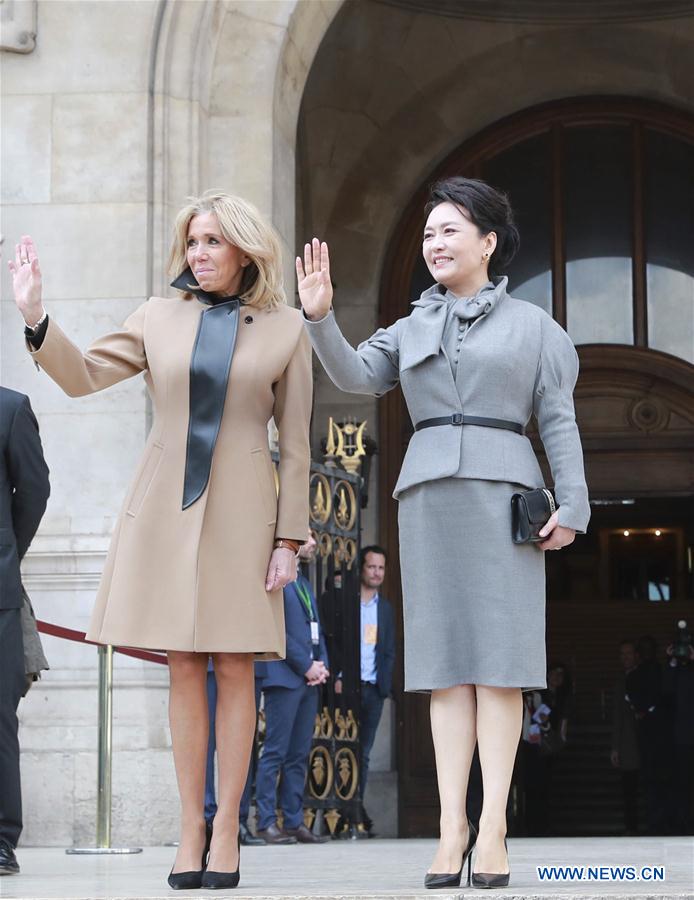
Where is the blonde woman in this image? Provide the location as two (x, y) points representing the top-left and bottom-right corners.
(10, 192), (312, 890)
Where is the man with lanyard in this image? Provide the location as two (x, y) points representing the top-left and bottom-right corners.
(335, 545), (396, 837)
(255, 535), (330, 843)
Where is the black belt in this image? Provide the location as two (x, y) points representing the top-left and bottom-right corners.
(415, 414), (524, 435)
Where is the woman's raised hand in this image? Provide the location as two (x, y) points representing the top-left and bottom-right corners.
(296, 237), (333, 321)
(8, 236), (44, 326)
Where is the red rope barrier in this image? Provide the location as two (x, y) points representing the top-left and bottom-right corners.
(36, 620), (169, 665)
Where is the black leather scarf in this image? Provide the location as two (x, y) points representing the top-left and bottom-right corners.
(171, 269), (241, 509)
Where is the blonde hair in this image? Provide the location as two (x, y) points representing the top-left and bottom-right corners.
(168, 191), (286, 309)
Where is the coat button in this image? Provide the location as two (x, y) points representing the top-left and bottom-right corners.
(245, 315), (253, 324)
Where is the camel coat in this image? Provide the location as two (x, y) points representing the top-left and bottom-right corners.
(28, 295), (312, 656)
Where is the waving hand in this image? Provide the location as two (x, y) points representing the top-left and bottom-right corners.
(296, 237), (333, 321)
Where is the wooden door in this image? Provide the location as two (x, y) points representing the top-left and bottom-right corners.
(377, 98), (694, 836)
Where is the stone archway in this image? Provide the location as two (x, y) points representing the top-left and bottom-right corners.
(147, 0), (345, 298)
(297, 4), (694, 835)
(376, 94), (694, 836)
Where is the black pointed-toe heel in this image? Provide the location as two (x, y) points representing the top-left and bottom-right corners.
(204, 821), (213, 865)
(471, 838), (510, 889)
(167, 868), (204, 891)
(424, 821), (478, 889)
(201, 834), (241, 890)
(166, 825), (212, 890)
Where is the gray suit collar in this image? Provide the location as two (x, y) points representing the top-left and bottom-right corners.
(402, 277), (509, 370)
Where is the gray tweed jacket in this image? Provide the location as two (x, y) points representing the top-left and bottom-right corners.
(304, 277), (590, 532)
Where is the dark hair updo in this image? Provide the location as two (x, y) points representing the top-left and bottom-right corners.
(425, 177), (520, 278)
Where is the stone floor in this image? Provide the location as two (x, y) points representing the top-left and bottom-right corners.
(2, 837), (693, 899)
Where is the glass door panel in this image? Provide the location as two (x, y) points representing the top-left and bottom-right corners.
(646, 130), (694, 363)
(565, 126), (634, 346)
(483, 132), (552, 313)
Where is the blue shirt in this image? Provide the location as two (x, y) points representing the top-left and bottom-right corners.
(360, 594), (379, 683)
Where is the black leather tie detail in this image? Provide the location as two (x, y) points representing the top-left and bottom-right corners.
(183, 299), (240, 509)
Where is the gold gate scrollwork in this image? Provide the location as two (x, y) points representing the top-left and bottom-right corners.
(344, 538), (357, 570)
(345, 708), (358, 741)
(324, 808), (341, 835)
(334, 707), (359, 741)
(334, 709), (348, 740)
(317, 531), (333, 559)
(319, 706), (333, 739)
(334, 747), (359, 801)
(333, 535), (346, 566)
(310, 473), (332, 526)
(333, 480), (357, 531)
(308, 745), (333, 800)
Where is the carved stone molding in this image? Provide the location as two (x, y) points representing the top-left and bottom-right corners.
(628, 397), (670, 434)
(575, 345), (694, 437)
(0, 0), (37, 54)
(374, 0), (694, 24)
(21, 549), (106, 592)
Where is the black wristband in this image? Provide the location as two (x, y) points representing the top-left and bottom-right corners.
(25, 315), (49, 349)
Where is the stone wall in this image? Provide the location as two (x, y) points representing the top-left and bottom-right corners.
(1, 0), (178, 846)
(1, 0), (347, 847)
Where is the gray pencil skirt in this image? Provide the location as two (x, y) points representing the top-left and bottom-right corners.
(397, 477), (547, 692)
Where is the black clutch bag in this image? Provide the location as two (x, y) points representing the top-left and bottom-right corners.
(511, 488), (556, 544)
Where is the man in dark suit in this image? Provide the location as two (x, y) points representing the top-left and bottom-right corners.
(335, 545), (396, 835)
(255, 536), (330, 844)
(0, 387), (50, 875)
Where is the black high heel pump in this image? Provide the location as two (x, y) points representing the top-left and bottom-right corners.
(471, 837), (510, 889)
(201, 833), (241, 889)
(424, 821), (478, 889)
(167, 824), (212, 890)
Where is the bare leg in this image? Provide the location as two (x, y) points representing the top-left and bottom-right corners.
(428, 684), (477, 873)
(474, 685), (522, 875)
(207, 652), (255, 872)
(168, 651), (209, 873)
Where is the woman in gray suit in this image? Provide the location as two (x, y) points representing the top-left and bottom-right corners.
(297, 178), (590, 889)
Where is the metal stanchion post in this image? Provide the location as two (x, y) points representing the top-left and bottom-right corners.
(67, 645), (142, 855)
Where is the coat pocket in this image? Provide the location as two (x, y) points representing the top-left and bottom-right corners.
(251, 448), (278, 526)
(126, 442), (164, 517)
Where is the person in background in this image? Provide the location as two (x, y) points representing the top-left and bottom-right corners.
(626, 635), (666, 834)
(533, 662), (572, 835)
(335, 545), (396, 837)
(663, 633), (694, 834)
(255, 536), (330, 844)
(543, 662), (572, 744)
(0, 387), (50, 876)
(520, 689), (547, 836)
(610, 640), (641, 835)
